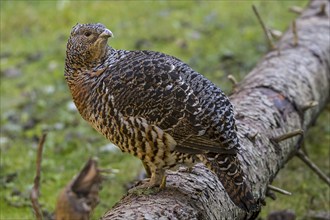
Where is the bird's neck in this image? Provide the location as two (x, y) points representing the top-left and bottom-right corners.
(65, 46), (130, 119)
(65, 53), (103, 116)
(102, 47), (130, 67)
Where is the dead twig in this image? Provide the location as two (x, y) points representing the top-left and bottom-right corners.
(267, 185), (292, 196)
(316, 3), (327, 16)
(30, 133), (47, 220)
(292, 20), (298, 46)
(227, 74), (238, 88)
(252, 4), (275, 50)
(296, 150), (330, 186)
(271, 129), (304, 143)
(301, 100), (318, 112)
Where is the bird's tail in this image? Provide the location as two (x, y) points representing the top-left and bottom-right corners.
(203, 153), (260, 212)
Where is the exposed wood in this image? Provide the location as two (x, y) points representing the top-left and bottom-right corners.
(101, 1), (330, 219)
(55, 158), (103, 220)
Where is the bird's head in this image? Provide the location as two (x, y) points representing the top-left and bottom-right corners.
(65, 23), (113, 69)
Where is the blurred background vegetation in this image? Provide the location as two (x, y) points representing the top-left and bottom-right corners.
(1, 0), (329, 219)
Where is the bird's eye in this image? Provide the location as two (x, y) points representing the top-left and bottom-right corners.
(84, 31), (92, 37)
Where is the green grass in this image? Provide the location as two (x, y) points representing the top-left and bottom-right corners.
(1, 0), (329, 219)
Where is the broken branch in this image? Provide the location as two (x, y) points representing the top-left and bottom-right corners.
(271, 129), (304, 143)
(296, 150), (330, 186)
(30, 133), (47, 220)
(227, 74), (238, 87)
(292, 20), (298, 46)
(301, 101), (318, 112)
(267, 185), (292, 196)
(252, 4), (275, 50)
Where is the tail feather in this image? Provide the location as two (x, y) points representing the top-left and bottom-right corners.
(206, 153), (260, 212)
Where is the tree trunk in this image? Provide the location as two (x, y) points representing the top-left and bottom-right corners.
(101, 0), (330, 219)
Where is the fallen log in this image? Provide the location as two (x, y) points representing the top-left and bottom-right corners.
(101, 1), (330, 219)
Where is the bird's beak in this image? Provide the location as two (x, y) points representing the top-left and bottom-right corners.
(99, 29), (114, 38)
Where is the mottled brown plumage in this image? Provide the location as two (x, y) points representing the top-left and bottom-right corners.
(65, 23), (259, 212)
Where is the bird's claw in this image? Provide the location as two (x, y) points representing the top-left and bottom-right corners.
(128, 175), (167, 195)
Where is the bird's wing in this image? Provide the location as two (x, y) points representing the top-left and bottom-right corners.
(103, 51), (236, 155)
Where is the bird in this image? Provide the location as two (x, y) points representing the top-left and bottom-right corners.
(64, 23), (259, 212)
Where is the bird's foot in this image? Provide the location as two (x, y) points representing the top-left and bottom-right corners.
(128, 175), (167, 195)
(128, 180), (160, 195)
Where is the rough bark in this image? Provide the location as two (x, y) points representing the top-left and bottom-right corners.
(101, 1), (330, 219)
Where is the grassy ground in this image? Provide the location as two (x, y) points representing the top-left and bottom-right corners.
(1, 1), (329, 219)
